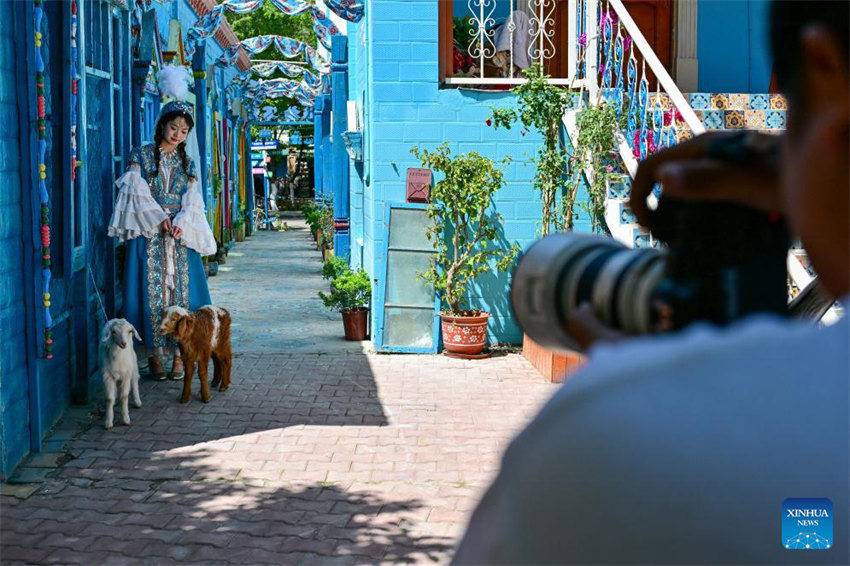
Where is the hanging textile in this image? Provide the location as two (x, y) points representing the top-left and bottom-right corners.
(217, 45), (240, 67)
(310, 5), (337, 50)
(251, 61), (306, 77)
(324, 0), (363, 23)
(268, 0), (311, 15)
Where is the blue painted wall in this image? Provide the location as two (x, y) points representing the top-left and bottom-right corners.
(0, 0), (246, 480)
(349, 0), (593, 345)
(0, 0), (32, 480)
(698, 0), (772, 93)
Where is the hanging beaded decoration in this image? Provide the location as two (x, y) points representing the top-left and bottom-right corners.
(34, 0), (53, 358)
(71, 0), (79, 182)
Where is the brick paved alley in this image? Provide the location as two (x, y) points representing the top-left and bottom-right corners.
(0, 217), (556, 565)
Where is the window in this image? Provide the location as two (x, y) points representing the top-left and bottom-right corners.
(440, 0), (572, 85)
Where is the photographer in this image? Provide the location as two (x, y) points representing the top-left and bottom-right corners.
(454, 1), (848, 564)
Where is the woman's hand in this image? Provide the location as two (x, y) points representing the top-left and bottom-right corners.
(161, 217), (173, 234)
(170, 225), (183, 239)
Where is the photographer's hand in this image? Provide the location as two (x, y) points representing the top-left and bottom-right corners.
(566, 303), (625, 352)
(629, 131), (782, 227)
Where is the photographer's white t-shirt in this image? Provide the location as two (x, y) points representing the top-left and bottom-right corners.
(455, 309), (849, 564)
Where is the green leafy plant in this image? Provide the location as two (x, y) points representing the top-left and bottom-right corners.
(411, 143), (520, 316)
(322, 255), (349, 281)
(318, 268), (371, 312)
(453, 15), (475, 48)
(490, 64), (624, 232)
(572, 104), (623, 231)
(489, 63), (574, 234)
(303, 203), (322, 235)
(319, 203), (334, 249)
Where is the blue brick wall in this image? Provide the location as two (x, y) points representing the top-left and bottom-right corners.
(352, 0), (592, 345)
(0, 0), (31, 480)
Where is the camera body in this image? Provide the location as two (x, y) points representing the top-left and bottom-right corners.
(510, 199), (790, 352)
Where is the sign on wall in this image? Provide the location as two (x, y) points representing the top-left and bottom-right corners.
(251, 140), (278, 150)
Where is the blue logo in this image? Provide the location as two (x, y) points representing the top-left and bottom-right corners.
(782, 498), (832, 550)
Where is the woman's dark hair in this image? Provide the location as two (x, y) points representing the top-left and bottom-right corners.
(152, 110), (195, 179)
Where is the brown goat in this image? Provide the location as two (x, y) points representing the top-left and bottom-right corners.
(159, 305), (232, 403)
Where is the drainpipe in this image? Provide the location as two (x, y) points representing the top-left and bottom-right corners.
(313, 95), (324, 200)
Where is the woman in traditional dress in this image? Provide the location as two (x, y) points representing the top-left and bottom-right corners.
(107, 100), (217, 379)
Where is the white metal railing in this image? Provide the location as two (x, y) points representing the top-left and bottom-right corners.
(446, 0), (575, 86)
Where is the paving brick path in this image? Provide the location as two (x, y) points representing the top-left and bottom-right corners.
(1, 219), (556, 565)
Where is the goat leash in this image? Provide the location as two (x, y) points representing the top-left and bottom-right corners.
(87, 265), (110, 325)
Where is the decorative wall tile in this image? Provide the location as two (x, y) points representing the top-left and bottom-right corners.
(710, 93), (728, 110)
(649, 93), (671, 110)
(676, 130), (694, 143)
(725, 110), (745, 129)
(769, 94), (788, 110)
(727, 93), (748, 110)
(688, 93), (709, 109)
(766, 110), (786, 129)
(745, 109), (766, 129)
(702, 110), (725, 129)
(749, 94), (769, 109)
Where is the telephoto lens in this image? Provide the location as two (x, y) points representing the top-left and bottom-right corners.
(510, 233), (666, 352)
(510, 200), (790, 353)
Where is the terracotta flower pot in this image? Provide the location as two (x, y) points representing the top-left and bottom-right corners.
(440, 311), (489, 355)
(341, 308), (368, 341)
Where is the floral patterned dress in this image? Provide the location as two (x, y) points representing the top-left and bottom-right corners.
(108, 143), (216, 349)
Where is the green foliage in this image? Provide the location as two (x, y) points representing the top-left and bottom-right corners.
(303, 201), (324, 234)
(573, 104), (624, 232)
(489, 64), (574, 234)
(229, 4), (314, 47)
(322, 255), (349, 280)
(411, 143), (520, 316)
(319, 203), (334, 249)
(318, 268), (371, 312)
(453, 16), (475, 47)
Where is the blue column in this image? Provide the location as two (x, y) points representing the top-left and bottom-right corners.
(321, 94), (332, 201)
(313, 96), (324, 200)
(331, 35), (350, 259)
(192, 45), (208, 207)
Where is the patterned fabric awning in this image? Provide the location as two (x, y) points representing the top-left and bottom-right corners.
(251, 61), (307, 77)
(186, 0), (363, 61)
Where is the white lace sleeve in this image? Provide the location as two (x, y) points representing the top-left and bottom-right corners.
(173, 178), (217, 256)
(107, 166), (168, 242)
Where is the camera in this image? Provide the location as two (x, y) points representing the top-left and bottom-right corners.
(510, 199), (790, 351)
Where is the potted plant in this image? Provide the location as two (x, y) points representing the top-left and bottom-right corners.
(318, 267), (371, 341)
(322, 255), (349, 283)
(319, 203), (334, 259)
(411, 143), (519, 357)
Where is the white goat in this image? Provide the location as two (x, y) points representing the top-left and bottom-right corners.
(100, 318), (142, 429)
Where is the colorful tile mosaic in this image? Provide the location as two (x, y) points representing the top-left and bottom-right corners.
(725, 110), (745, 129)
(766, 110), (786, 129)
(749, 94), (769, 109)
(682, 93), (785, 132)
(688, 93), (709, 110)
(702, 110), (725, 129)
(727, 93), (748, 110)
(769, 94), (788, 110)
(744, 109), (766, 129)
(710, 93), (728, 110)
(649, 93), (671, 110)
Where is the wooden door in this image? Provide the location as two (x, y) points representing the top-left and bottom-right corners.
(621, 0), (674, 89)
